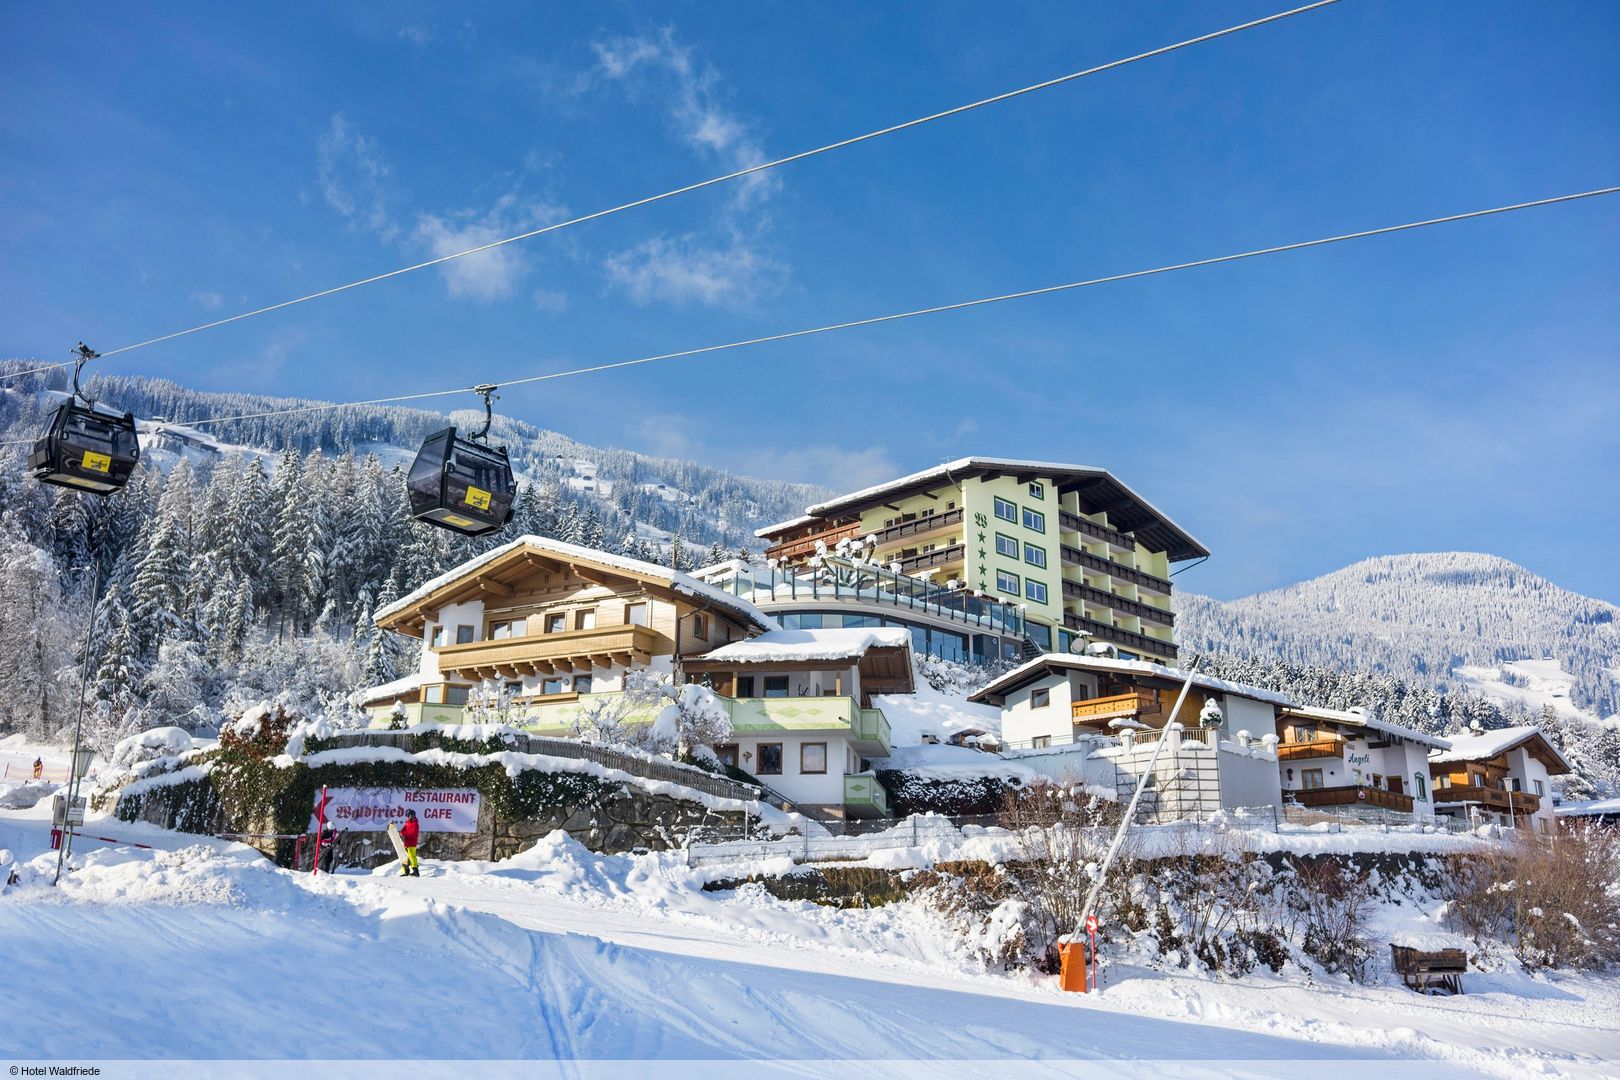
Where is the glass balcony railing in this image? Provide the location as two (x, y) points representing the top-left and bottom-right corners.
(706, 558), (1025, 637)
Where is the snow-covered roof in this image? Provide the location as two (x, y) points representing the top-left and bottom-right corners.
(373, 535), (778, 633)
(689, 559), (752, 579)
(968, 653), (1291, 707)
(1429, 725), (1572, 772)
(1556, 795), (1620, 818)
(753, 513), (819, 539)
(692, 626), (911, 665)
(757, 457), (1208, 560)
(352, 672), (425, 705)
(1280, 703), (1452, 750)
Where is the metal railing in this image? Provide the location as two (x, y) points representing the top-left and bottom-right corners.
(704, 558), (1025, 637)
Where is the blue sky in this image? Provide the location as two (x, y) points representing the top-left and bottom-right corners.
(3, 2), (1617, 603)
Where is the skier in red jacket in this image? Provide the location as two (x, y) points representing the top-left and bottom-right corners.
(399, 810), (421, 877)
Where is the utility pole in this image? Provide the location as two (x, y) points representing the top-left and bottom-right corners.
(54, 559), (104, 886)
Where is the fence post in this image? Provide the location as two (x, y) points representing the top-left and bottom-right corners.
(803, 833), (810, 862)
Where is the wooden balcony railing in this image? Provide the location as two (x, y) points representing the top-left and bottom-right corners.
(1058, 509), (1135, 550)
(895, 544), (964, 573)
(1071, 691), (1159, 724)
(764, 520), (863, 562)
(434, 624), (660, 678)
(1291, 785), (1415, 813)
(1062, 578), (1175, 627)
(1062, 612), (1178, 659)
(1059, 545), (1173, 595)
(1434, 785), (1542, 814)
(1276, 737), (1346, 762)
(871, 507), (963, 548)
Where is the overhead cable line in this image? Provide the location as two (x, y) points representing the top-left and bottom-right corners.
(62, 0), (1338, 365)
(161, 186), (1614, 432)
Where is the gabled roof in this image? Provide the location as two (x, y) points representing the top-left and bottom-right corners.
(756, 457), (1208, 561)
(1279, 703), (1452, 750)
(1428, 725), (1572, 774)
(373, 535), (778, 635)
(967, 653), (1289, 707)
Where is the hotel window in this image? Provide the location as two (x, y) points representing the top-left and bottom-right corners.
(757, 743), (784, 775)
(1027, 481), (1044, 500)
(995, 533), (1018, 558)
(572, 674), (593, 694)
(541, 678), (567, 696)
(1031, 735), (1051, 749)
(801, 742), (828, 775)
(736, 675), (756, 697)
(763, 675), (790, 698)
(575, 608), (597, 631)
(692, 613), (709, 640)
(544, 613), (567, 634)
(1301, 768), (1325, 790)
(455, 625), (475, 645)
(1031, 688), (1051, 709)
(1022, 508), (1045, 533)
(429, 624), (446, 648)
(1024, 543), (1047, 569)
(996, 570), (1020, 596)
(1025, 579), (1048, 604)
(490, 620), (513, 641)
(444, 686), (470, 706)
(993, 497), (1017, 523)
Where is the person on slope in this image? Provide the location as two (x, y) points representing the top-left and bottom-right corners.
(317, 821), (340, 874)
(32, 757), (43, 780)
(399, 809), (421, 877)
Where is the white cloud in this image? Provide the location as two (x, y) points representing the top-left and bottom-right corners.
(317, 114), (396, 242)
(604, 231), (779, 308)
(398, 26), (431, 47)
(584, 28), (783, 307)
(741, 446), (901, 490)
(635, 413), (700, 460)
(532, 288), (569, 313)
(413, 193), (568, 304)
(191, 290), (222, 310)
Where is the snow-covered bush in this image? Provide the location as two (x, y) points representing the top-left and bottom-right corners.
(1285, 856), (1376, 981)
(110, 726), (195, 769)
(915, 653), (1019, 697)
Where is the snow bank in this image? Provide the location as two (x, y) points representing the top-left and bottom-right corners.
(876, 743), (1041, 783)
(694, 625), (910, 663)
(111, 725), (194, 768)
(876, 678), (1004, 746)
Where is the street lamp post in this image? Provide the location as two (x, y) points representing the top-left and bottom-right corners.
(53, 560), (104, 887)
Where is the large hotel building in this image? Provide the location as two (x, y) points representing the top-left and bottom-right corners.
(699, 458), (1206, 666)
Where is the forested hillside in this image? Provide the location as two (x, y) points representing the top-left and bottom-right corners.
(1177, 553), (1620, 719)
(0, 361), (820, 749)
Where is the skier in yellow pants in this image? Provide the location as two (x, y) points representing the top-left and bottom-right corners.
(399, 809), (421, 877)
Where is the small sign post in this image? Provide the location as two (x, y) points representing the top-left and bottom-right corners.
(1085, 914), (1100, 993)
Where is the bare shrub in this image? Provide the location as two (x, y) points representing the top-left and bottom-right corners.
(1287, 856), (1376, 982)
(995, 780), (1130, 972)
(1446, 828), (1620, 971)
(1145, 828), (1273, 973)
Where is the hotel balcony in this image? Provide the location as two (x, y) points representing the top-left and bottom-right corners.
(1290, 785), (1415, 813)
(1058, 508), (1136, 552)
(1434, 786), (1542, 815)
(433, 625), (660, 680)
(892, 543), (965, 574)
(1062, 612), (1177, 660)
(1276, 737), (1346, 762)
(1062, 579), (1174, 628)
(1060, 544), (1173, 596)
(870, 507), (963, 548)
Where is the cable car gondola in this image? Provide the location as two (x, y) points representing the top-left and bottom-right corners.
(407, 384), (517, 536)
(29, 344), (141, 495)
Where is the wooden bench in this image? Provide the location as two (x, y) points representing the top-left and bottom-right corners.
(1390, 944), (1466, 994)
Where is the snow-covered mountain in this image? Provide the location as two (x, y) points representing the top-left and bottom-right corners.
(1176, 552), (1620, 724)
